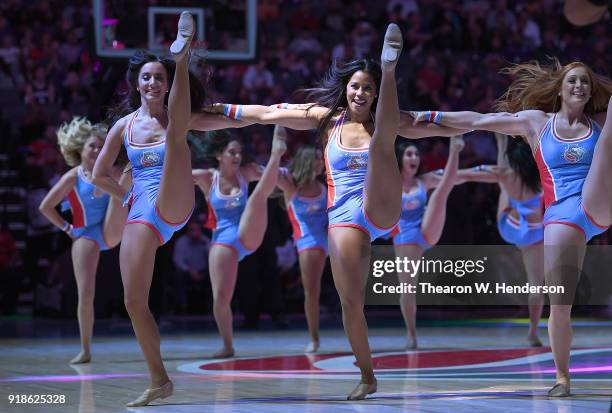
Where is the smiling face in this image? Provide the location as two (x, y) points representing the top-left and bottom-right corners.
(80, 135), (104, 169)
(402, 145), (420, 177)
(217, 140), (242, 171)
(559, 66), (592, 110)
(137, 62), (168, 103)
(346, 70), (377, 116)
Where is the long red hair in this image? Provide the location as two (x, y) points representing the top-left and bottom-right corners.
(495, 58), (612, 114)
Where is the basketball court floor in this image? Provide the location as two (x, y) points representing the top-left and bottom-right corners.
(1, 318), (611, 412)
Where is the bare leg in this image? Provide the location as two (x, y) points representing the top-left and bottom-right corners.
(496, 189), (511, 222)
(70, 238), (100, 364)
(544, 224), (586, 396)
(363, 24), (403, 229)
(208, 244), (238, 358)
(328, 227), (377, 400)
(421, 137), (463, 244)
(520, 243), (545, 347)
(394, 244), (422, 350)
(298, 249), (327, 352)
(121, 224), (172, 406)
(156, 12), (195, 224)
(238, 125), (286, 250)
(582, 97), (612, 226)
(102, 168), (132, 248)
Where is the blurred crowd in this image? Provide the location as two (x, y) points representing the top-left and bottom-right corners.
(0, 0), (610, 318)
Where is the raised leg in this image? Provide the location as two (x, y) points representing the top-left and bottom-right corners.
(543, 224), (586, 397)
(363, 24), (403, 229)
(421, 137), (463, 245)
(394, 244), (422, 349)
(582, 97), (612, 226)
(70, 238), (100, 364)
(102, 168), (132, 248)
(520, 243), (545, 347)
(495, 133), (511, 222)
(328, 226), (377, 400)
(496, 189), (511, 221)
(208, 244), (239, 358)
(298, 249), (327, 352)
(238, 125), (286, 250)
(156, 12), (195, 225)
(120, 223), (171, 406)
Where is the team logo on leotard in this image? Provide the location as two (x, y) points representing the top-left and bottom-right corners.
(563, 144), (585, 163)
(345, 153), (367, 170)
(225, 197), (242, 209)
(92, 187), (105, 198)
(404, 198), (421, 210)
(306, 203), (322, 214)
(141, 151), (161, 167)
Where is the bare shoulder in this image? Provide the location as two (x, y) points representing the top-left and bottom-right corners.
(517, 110), (550, 124)
(514, 110), (550, 143)
(67, 166), (81, 177)
(60, 167), (79, 185)
(108, 115), (130, 136)
(307, 105), (335, 121)
(193, 168), (215, 182)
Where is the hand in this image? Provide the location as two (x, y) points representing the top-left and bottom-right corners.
(450, 135), (465, 152)
(65, 225), (75, 239)
(410, 111), (427, 125)
(203, 103), (225, 114)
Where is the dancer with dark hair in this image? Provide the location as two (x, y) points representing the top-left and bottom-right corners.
(192, 125), (286, 359)
(39, 117), (130, 364)
(412, 59), (612, 397)
(277, 142), (328, 353)
(392, 136), (464, 349)
(92, 13), (246, 406)
(456, 133), (545, 346)
(208, 25), (465, 399)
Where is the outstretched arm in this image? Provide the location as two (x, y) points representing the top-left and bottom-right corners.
(240, 162), (264, 182)
(456, 165), (503, 184)
(411, 110), (548, 146)
(207, 103), (328, 130)
(399, 111), (470, 139)
(419, 165), (502, 187)
(192, 168), (214, 196)
(189, 112), (252, 131)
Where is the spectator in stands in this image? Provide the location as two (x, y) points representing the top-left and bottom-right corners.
(172, 220), (211, 314)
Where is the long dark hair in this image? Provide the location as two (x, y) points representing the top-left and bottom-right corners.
(198, 130), (240, 168)
(395, 141), (419, 173)
(106, 50), (208, 126)
(506, 139), (541, 194)
(302, 59), (381, 144)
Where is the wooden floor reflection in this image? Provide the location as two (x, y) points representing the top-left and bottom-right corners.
(1, 320), (611, 412)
